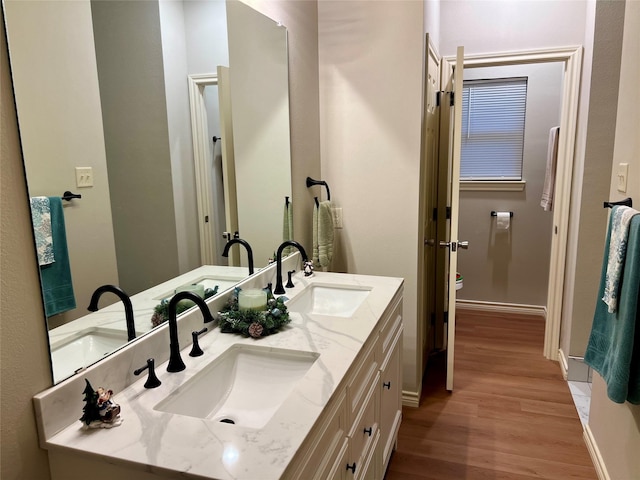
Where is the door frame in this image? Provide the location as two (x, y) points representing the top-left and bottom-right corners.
(188, 73), (218, 266)
(437, 46), (583, 363)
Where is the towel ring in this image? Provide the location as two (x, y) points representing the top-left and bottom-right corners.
(306, 177), (331, 201)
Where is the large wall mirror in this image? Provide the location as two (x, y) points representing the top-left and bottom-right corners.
(3, 0), (292, 383)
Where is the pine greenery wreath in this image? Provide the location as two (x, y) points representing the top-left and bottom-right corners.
(151, 286), (219, 327)
(218, 287), (290, 338)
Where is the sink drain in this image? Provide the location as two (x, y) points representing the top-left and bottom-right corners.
(219, 418), (235, 425)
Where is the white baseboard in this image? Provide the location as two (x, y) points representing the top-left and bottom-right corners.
(558, 348), (569, 380)
(456, 299), (546, 317)
(402, 390), (420, 408)
(584, 424), (611, 480)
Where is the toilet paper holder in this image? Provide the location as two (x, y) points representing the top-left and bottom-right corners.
(491, 211), (513, 217)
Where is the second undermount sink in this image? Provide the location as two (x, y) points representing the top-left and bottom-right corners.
(286, 284), (371, 317)
(50, 327), (131, 383)
(154, 345), (319, 429)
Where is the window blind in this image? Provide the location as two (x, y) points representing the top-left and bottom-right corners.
(460, 78), (527, 180)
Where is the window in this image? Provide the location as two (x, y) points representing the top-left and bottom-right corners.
(460, 78), (528, 181)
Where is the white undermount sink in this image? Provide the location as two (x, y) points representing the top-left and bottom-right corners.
(154, 345), (319, 429)
(50, 327), (131, 383)
(286, 284), (371, 317)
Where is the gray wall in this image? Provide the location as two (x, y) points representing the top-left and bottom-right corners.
(457, 63), (563, 306)
(92, 0), (180, 294)
(1, 9), (53, 478)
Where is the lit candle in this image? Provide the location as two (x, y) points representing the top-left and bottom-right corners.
(238, 289), (268, 311)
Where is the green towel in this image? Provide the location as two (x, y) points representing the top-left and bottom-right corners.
(317, 201), (334, 268)
(40, 197), (76, 317)
(585, 213), (640, 404)
(282, 200), (294, 256)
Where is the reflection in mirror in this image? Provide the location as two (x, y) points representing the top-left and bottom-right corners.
(3, 0), (291, 383)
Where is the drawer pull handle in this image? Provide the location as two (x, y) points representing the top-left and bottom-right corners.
(346, 462), (357, 473)
(383, 381), (391, 389)
(364, 426), (372, 436)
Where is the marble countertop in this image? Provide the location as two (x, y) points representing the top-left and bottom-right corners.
(49, 265), (250, 383)
(40, 271), (403, 479)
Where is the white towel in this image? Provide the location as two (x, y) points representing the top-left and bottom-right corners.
(603, 206), (640, 313)
(30, 196), (55, 266)
(541, 126), (559, 211)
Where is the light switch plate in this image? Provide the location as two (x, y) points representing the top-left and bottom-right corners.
(617, 163), (628, 193)
(75, 167), (93, 188)
(332, 207), (343, 229)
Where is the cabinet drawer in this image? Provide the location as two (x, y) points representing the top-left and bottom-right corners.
(379, 300), (402, 360)
(348, 371), (379, 477)
(286, 392), (347, 480)
(347, 340), (378, 422)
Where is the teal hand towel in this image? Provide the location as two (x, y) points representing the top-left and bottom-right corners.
(40, 197), (76, 317)
(585, 212), (640, 404)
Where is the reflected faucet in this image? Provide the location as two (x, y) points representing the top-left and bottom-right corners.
(88, 285), (136, 341)
(167, 291), (214, 372)
(221, 238), (254, 275)
(274, 241), (309, 295)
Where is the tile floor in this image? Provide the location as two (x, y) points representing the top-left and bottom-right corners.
(568, 380), (592, 426)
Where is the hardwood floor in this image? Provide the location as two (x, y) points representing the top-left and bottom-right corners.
(385, 310), (597, 480)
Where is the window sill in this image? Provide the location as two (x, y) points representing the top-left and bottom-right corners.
(460, 180), (526, 192)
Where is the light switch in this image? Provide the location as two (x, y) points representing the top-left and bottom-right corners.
(332, 207), (343, 229)
(617, 163), (628, 193)
(75, 167), (94, 188)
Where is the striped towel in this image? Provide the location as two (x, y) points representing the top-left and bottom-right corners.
(603, 206), (640, 313)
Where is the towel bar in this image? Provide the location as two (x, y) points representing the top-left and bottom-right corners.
(603, 197), (632, 209)
(62, 191), (81, 201)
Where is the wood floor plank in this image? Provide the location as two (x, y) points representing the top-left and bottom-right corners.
(385, 310), (597, 479)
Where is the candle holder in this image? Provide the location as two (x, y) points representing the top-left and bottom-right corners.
(218, 287), (290, 338)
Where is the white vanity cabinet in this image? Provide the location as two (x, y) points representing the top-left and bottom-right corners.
(36, 272), (403, 480)
(286, 294), (403, 480)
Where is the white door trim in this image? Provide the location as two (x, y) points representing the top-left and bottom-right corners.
(441, 46), (583, 361)
(188, 73), (218, 266)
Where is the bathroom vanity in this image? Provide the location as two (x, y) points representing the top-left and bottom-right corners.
(34, 260), (403, 480)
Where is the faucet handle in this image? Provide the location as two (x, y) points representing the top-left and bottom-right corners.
(286, 270), (296, 288)
(134, 358), (162, 389)
(189, 327), (208, 357)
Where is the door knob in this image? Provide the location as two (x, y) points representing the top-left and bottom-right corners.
(425, 239), (436, 246)
(458, 241), (469, 249)
(439, 241), (451, 248)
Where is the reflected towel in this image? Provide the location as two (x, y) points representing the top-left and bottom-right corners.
(40, 197), (76, 317)
(540, 126), (559, 211)
(603, 206), (640, 313)
(585, 213), (640, 404)
(30, 196), (54, 266)
(282, 199), (294, 256)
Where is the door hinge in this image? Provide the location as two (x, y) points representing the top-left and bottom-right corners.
(436, 91), (442, 107)
(450, 91), (455, 106)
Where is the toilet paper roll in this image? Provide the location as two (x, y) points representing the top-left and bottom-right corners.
(496, 211), (511, 230)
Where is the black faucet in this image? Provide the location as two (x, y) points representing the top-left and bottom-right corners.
(88, 285), (136, 342)
(221, 238), (254, 275)
(166, 291), (214, 372)
(274, 241), (309, 295)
